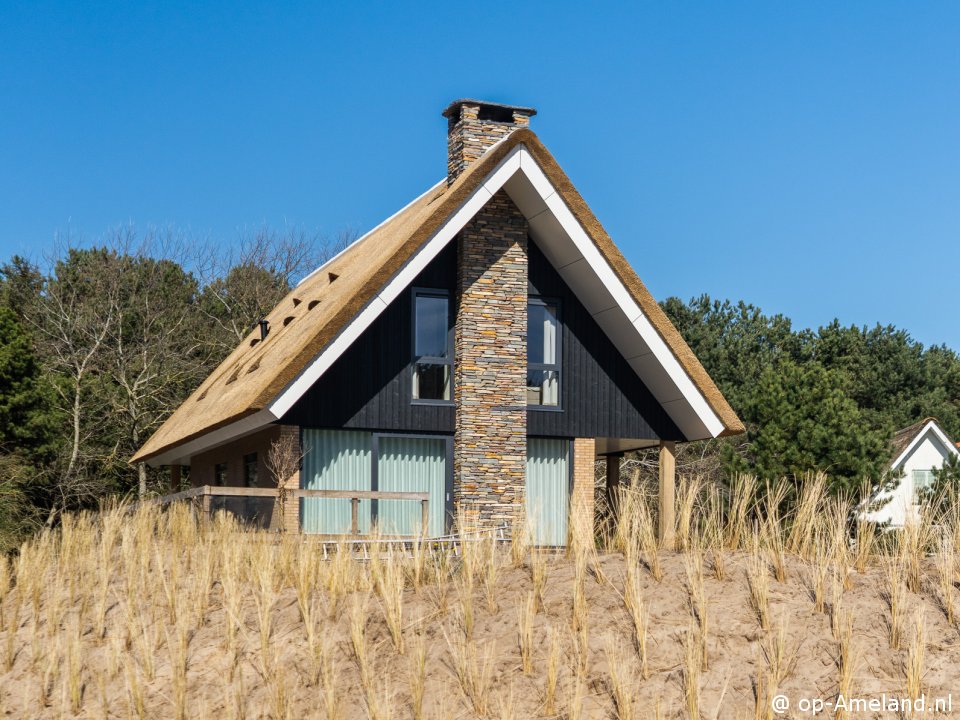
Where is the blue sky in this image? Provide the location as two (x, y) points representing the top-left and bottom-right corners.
(2, 2), (959, 348)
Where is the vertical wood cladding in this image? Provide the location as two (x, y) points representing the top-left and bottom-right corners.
(454, 189), (528, 527)
(280, 244), (456, 432)
(282, 229), (681, 443)
(527, 239), (682, 441)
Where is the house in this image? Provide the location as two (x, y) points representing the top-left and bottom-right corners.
(863, 418), (960, 528)
(132, 99), (744, 545)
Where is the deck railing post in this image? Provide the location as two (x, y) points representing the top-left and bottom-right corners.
(351, 497), (359, 535)
(421, 499), (429, 537)
(201, 485), (212, 522)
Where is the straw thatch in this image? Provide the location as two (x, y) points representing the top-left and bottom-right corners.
(133, 129), (744, 464)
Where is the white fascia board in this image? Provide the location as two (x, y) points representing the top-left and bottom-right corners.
(267, 143), (724, 440)
(516, 149), (725, 439)
(269, 147), (523, 418)
(891, 420), (960, 470)
(146, 408), (277, 467)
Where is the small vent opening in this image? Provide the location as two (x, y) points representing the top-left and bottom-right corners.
(283, 316), (295, 327)
(225, 369), (239, 385)
(250, 337), (260, 347)
(308, 299), (321, 310)
(292, 298), (302, 307)
(247, 360), (261, 374)
(328, 272), (339, 283)
(478, 105), (514, 123)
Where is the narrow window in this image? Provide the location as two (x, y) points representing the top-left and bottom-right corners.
(214, 462), (228, 487)
(527, 299), (560, 406)
(412, 290), (452, 402)
(913, 469), (935, 503)
(243, 453), (258, 487)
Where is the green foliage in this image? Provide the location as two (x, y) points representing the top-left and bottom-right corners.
(0, 307), (57, 458)
(662, 294), (960, 492)
(920, 454), (960, 512)
(735, 359), (890, 491)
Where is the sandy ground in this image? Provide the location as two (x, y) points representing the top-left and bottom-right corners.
(1, 546), (958, 720)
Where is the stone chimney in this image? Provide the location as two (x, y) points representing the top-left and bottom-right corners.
(442, 99), (537, 185)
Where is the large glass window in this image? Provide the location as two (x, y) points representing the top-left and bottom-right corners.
(527, 299), (560, 406)
(412, 291), (451, 402)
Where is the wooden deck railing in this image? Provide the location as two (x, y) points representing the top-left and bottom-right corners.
(153, 485), (430, 536)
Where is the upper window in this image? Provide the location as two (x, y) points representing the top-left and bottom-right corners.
(527, 299), (560, 406)
(412, 290), (452, 402)
(214, 462), (228, 487)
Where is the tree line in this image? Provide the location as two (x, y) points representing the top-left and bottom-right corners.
(1, 234), (958, 548)
(651, 296), (960, 493)
(0, 227), (350, 548)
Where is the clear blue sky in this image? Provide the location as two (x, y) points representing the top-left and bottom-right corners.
(2, 2), (959, 348)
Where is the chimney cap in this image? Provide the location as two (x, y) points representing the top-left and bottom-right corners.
(441, 98), (538, 120)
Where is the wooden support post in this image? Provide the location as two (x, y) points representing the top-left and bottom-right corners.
(169, 464), (181, 493)
(421, 499), (429, 537)
(658, 441), (676, 550)
(605, 453), (622, 516)
(201, 485), (212, 522)
(351, 498), (359, 535)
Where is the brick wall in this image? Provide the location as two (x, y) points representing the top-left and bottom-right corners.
(190, 425), (301, 532)
(454, 189), (528, 529)
(571, 438), (596, 546)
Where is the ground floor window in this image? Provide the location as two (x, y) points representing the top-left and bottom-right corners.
(526, 438), (570, 546)
(912, 469), (936, 503)
(300, 429), (451, 536)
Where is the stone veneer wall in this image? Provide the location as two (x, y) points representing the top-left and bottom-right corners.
(454, 188), (528, 529)
(447, 104), (530, 184)
(571, 438), (596, 546)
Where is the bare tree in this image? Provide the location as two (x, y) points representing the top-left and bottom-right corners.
(266, 432), (303, 533)
(28, 240), (120, 517)
(102, 227), (210, 497)
(195, 227), (356, 358)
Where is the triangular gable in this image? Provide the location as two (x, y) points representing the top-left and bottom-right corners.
(890, 418), (960, 471)
(134, 129), (743, 466)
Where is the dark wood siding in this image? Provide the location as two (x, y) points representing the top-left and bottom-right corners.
(281, 243), (456, 433)
(527, 239), (682, 441)
(283, 238), (682, 441)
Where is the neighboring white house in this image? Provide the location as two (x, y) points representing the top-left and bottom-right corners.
(864, 418), (960, 527)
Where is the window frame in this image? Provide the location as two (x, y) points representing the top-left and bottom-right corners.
(243, 452), (258, 488)
(912, 468), (936, 504)
(527, 296), (563, 411)
(410, 287), (454, 406)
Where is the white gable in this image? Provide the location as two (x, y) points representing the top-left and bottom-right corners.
(148, 143), (724, 466)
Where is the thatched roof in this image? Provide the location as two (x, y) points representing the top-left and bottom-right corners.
(133, 129), (744, 464)
(889, 417), (959, 466)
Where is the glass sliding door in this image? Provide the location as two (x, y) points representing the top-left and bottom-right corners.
(526, 438), (570, 546)
(377, 436), (448, 536)
(301, 430), (372, 534)
(300, 429), (449, 536)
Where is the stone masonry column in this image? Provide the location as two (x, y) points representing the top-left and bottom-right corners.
(454, 189), (528, 530)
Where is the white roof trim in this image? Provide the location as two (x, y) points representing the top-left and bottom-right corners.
(268, 143), (725, 440)
(891, 419), (960, 470)
(146, 408), (277, 467)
